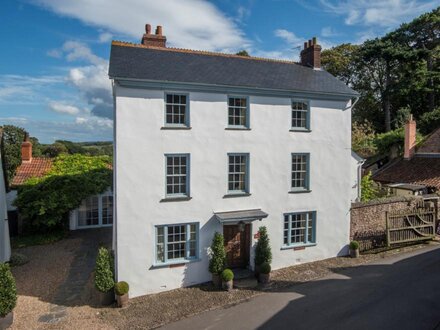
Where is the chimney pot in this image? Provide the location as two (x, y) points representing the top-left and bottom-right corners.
(308, 39), (312, 47)
(145, 24), (151, 34)
(312, 37), (317, 45)
(300, 36), (322, 69)
(141, 23), (166, 47)
(304, 42), (307, 50)
(404, 115), (417, 160)
(156, 26), (163, 36)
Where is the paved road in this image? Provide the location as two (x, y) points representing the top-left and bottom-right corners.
(162, 245), (440, 330)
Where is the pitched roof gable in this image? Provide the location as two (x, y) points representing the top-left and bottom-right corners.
(417, 127), (440, 154)
(109, 42), (358, 98)
(11, 158), (52, 187)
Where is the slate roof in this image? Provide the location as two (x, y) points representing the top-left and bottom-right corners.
(109, 42), (358, 98)
(214, 209), (269, 223)
(11, 158), (52, 187)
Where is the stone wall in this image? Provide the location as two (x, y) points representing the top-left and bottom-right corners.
(350, 196), (420, 251)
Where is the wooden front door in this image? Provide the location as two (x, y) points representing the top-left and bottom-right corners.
(223, 224), (251, 268)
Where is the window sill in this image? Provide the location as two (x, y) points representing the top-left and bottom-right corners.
(289, 189), (312, 194)
(160, 196), (192, 202)
(225, 127), (251, 131)
(281, 243), (316, 250)
(289, 128), (311, 133)
(161, 126), (192, 130)
(152, 258), (201, 269)
(223, 192), (251, 198)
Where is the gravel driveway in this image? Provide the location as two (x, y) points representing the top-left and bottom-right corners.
(10, 228), (113, 330)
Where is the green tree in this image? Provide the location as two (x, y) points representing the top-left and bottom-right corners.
(254, 226), (272, 266)
(1, 125), (26, 184)
(419, 106), (440, 135)
(321, 43), (360, 85)
(361, 172), (379, 202)
(236, 50), (250, 56)
(0, 263), (17, 317)
(94, 247), (114, 293)
(42, 142), (68, 158)
(209, 232), (226, 274)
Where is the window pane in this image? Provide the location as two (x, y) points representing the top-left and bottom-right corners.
(228, 97), (248, 127)
(165, 94), (188, 126)
(292, 154), (308, 189)
(166, 155), (188, 196)
(292, 101), (309, 128)
(102, 195), (113, 225)
(228, 154), (247, 192)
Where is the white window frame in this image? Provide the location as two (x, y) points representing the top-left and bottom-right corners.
(227, 96), (250, 129)
(76, 192), (113, 229)
(291, 99), (310, 131)
(165, 154), (190, 198)
(227, 153), (250, 194)
(154, 222), (199, 265)
(164, 93), (190, 127)
(283, 211), (316, 247)
(291, 153), (310, 192)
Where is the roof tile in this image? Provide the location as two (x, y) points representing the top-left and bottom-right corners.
(11, 158), (52, 187)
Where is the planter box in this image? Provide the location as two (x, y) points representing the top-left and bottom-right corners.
(0, 312), (13, 330)
(223, 280), (233, 291)
(259, 273), (270, 284)
(116, 293), (129, 308)
(350, 248), (360, 258)
(97, 290), (114, 306)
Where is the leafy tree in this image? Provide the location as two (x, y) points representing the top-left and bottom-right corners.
(236, 50), (250, 56)
(42, 142), (68, 158)
(0, 263), (17, 317)
(321, 43), (360, 85)
(352, 121), (377, 157)
(1, 125), (26, 184)
(361, 172), (380, 202)
(419, 106), (440, 135)
(209, 232), (226, 274)
(94, 247), (114, 293)
(254, 226), (272, 266)
(394, 106), (412, 129)
(14, 154), (112, 231)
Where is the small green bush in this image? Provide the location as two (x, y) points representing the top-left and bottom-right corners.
(94, 247), (114, 293)
(255, 226), (272, 266)
(349, 241), (360, 250)
(114, 281), (129, 296)
(209, 232), (226, 275)
(0, 263), (17, 317)
(259, 262), (271, 274)
(221, 269), (234, 282)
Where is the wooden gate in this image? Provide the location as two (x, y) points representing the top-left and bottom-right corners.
(386, 205), (436, 246)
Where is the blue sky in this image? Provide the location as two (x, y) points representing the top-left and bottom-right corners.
(0, 0), (437, 143)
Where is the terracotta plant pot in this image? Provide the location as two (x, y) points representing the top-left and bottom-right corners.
(0, 312), (13, 330)
(212, 273), (222, 288)
(350, 248), (360, 258)
(223, 280), (233, 291)
(259, 273), (270, 284)
(116, 293), (129, 308)
(98, 290), (114, 306)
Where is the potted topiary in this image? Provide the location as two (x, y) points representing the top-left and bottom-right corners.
(349, 240), (360, 258)
(258, 262), (271, 284)
(221, 268), (234, 291)
(114, 281), (129, 308)
(0, 263), (17, 329)
(254, 226), (272, 277)
(208, 232), (226, 288)
(94, 247), (115, 305)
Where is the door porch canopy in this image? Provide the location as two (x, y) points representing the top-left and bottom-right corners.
(214, 209), (268, 225)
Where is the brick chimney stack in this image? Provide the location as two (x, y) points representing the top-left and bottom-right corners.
(404, 115), (417, 160)
(21, 132), (32, 163)
(300, 37), (321, 69)
(141, 24), (166, 47)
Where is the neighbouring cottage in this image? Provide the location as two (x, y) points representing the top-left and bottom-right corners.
(373, 117), (440, 193)
(0, 129), (11, 262)
(109, 24), (359, 297)
(8, 135), (113, 232)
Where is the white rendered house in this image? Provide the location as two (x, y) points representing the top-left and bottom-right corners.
(109, 25), (359, 298)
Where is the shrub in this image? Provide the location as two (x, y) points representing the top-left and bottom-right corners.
(259, 262), (271, 274)
(94, 247), (114, 293)
(255, 226), (272, 266)
(349, 241), (360, 250)
(208, 232), (226, 275)
(114, 281), (129, 296)
(0, 263), (17, 317)
(221, 269), (234, 282)
(361, 172), (380, 202)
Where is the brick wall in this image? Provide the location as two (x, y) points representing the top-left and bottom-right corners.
(350, 196), (420, 251)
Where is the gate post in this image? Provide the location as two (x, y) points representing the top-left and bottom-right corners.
(385, 211), (390, 247)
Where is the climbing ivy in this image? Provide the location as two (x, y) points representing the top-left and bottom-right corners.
(14, 154), (112, 232)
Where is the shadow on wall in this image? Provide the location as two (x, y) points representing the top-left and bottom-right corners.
(182, 215), (222, 287)
(257, 247), (440, 330)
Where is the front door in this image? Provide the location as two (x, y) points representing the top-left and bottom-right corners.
(223, 224), (251, 268)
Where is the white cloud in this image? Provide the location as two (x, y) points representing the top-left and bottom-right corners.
(98, 32), (113, 43)
(75, 116), (112, 128)
(320, 0), (438, 27)
(32, 0), (249, 51)
(321, 26), (340, 37)
(63, 41), (105, 65)
(47, 48), (62, 58)
(274, 29), (303, 45)
(48, 101), (81, 115)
